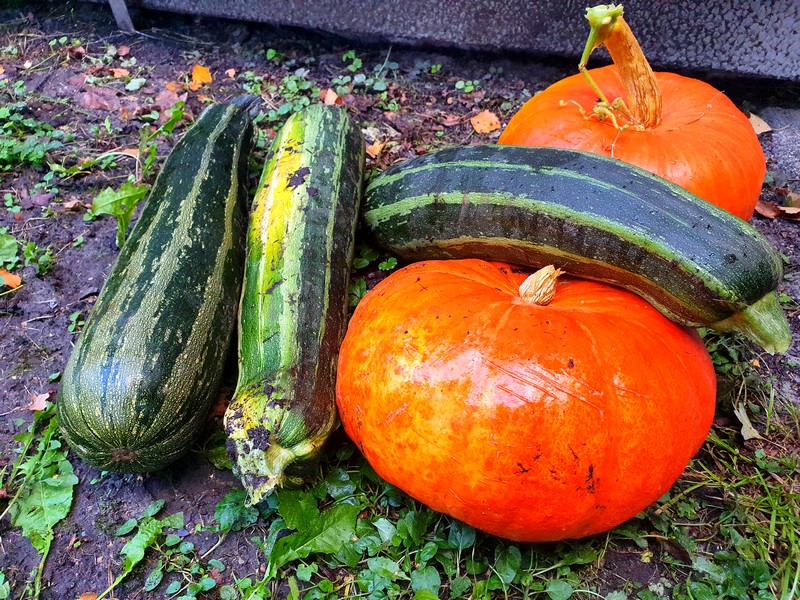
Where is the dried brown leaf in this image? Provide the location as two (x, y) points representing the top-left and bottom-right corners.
(749, 113), (772, 134)
(80, 87), (120, 112)
(27, 393), (50, 411)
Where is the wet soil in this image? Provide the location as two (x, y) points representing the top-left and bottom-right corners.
(1, 2), (798, 599)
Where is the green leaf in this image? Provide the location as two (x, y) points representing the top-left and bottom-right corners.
(410, 566), (441, 593)
(120, 517), (164, 572)
(160, 511), (184, 529)
(447, 520), (476, 551)
(143, 567), (164, 591)
(165, 580), (182, 594)
(450, 576), (471, 598)
(367, 557), (405, 581)
(91, 182), (150, 247)
(214, 489), (259, 533)
(208, 558), (226, 571)
(198, 576), (216, 591)
(604, 592), (628, 600)
(546, 579), (574, 600)
(324, 467), (356, 500)
(115, 518), (138, 536)
(494, 545), (521, 585)
(413, 590), (439, 600)
(0, 233), (17, 265)
(9, 440), (78, 556)
(267, 503), (361, 576)
(125, 77), (147, 91)
(141, 498), (166, 519)
(373, 517), (397, 543)
(277, 488), (320, 531)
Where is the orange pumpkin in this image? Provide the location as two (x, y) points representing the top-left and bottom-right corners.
(498, 5), (765, 221)
(336, 259), (716, 542)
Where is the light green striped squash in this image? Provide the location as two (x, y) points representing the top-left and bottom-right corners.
(57, 97), (255, 472)
(363, 144), (790, 354)
(224, 104), (364, 504)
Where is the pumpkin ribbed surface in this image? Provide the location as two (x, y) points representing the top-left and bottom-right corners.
(336, 259), (716, 542)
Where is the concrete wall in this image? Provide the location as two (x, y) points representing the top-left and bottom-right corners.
(106, 0), (800, 80)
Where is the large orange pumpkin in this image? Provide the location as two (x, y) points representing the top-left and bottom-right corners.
(498, 5), (765, 221)
(336, 259), (716, 542)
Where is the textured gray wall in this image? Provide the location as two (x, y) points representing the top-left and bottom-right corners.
(114, 0), (800, 80)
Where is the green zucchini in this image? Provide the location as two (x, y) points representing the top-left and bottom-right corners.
(364, 144), (790, 353)
(57, 97), (255, 472)
(224, 104), (364, 504)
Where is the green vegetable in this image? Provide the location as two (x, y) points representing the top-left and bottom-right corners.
(57, 96), (256, 472)
(363, 144), (791, 353)
(225, 104), (364, 504)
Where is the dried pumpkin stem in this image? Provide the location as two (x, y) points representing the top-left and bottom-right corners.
(519, 265), (562, 305)
(579, 4), (662, 129)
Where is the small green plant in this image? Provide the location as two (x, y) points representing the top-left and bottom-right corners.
(4, 192), (20, 214)
(430, 63), (442, 75)
(67, 311), (84, 333)
(22, 242), (55, 275)
(98, 500), (186, 599)
(0, 100), (69, 170)
(86, 180), (150, 248)
(455, 79), (481, 94)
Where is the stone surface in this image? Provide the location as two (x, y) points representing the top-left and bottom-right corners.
(107, 0), (800, 80)
(759, 107), (800, 185)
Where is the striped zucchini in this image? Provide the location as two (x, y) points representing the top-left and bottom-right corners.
(364, 145), (790, 353)
(224, 105), (364, 504)
(57, 97), (255, 472)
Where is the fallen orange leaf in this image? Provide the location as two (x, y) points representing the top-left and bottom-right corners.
(366, 140), (387, 158)
(0, 267), (21, 289)
(165, 80), (184, 93)
(109, 67), (129, 78)
(470, 109), (501, 134)
(0, 65), (5, 76)
(79, 594), (98, 600)
(189, 64), (212, 91)
(320, 88), (339, 105)
(225, 68), (236, 79)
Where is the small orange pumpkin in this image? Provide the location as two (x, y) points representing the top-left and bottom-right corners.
(336, 259), (716, 542)
(498, 4), (765, 221)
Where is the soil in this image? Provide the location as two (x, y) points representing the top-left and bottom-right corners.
(1, 2), (798, 599)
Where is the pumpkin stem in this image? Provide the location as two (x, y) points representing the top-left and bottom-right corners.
(519, 265), (562, 305)
(579, 4), (662, 129)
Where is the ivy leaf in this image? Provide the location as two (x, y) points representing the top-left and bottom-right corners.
(91, 181), (150, 247)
